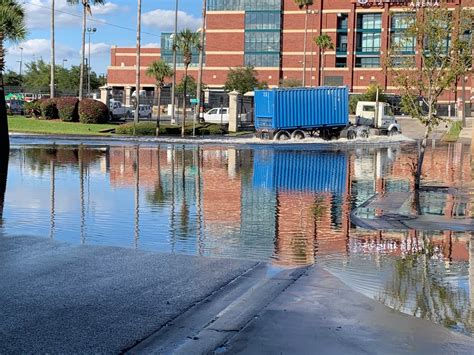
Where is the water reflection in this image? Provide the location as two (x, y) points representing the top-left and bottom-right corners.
(4, 141), (474, 334)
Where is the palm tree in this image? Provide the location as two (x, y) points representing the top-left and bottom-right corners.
(175, 29), (201, 137)
(314, 34), (334, 86)
(67, 0), (105, 100)
(0, 0), (26, 152)
(50, 0), (55, 98)
(146, 60), (173, 136)
(294, 0), (313, 86)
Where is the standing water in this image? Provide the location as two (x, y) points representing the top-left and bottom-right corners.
(3, 139), (474, 335)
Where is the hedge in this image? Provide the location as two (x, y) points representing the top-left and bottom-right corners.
(115, 122), (226, 136)
(78, 99), (110, 124)
(56, 97), (79, 122)
(40, 98), (58, 120)
(24, 100), (42, 118)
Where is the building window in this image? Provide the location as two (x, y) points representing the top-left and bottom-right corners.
(245, 11), (280, 30)
(355, 57), (380, 68)
(356, 33), (381, 53)
(208, 0), (281, 11)
(244, 53), (279, 67)
(337, 14), (348, 31)
(390, 14), (415, 55)
(335, 57), (347, 68)
(160, 33), (202, 67)
(245, 31), (280, 52)
(336, 33), (348, 53)
(357, 13), (382, 30)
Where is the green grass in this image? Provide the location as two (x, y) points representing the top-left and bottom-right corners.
(442, 120), (463, 142)
(8, 116), (118, 136)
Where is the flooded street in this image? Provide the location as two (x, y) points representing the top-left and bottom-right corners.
(3, 138), (474, 335)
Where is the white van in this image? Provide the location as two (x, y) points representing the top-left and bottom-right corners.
(200, 107), (229, 124)
(131, 104), (152, 119)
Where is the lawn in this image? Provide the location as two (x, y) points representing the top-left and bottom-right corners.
(442, 120), (463, 142)
(8, 116), (119, 136)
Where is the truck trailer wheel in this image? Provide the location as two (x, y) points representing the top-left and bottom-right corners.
(388, 128), (399, 136)
(347, 130), (356, 140)
(274, 130), (290, 141)
(291, 130), (305, 140)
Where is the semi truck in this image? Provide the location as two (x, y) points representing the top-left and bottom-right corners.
(254, 87), (401, 141)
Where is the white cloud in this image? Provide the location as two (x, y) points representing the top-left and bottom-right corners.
(6, 38), (77, 70)
(143, 42), (160, 48)
(142, 9), (201, 31)
(24, 0), (122, 30)
(84, 42), (111, 56)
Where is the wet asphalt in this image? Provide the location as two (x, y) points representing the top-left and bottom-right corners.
(0, 235), (256, 353)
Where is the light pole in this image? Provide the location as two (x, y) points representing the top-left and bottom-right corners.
(87, 27), (96, 98)
(19, 47), (23, 77)
(195, 0), (207, 136)
(170, 0), (179, 125)
(62, 59), (68, 68)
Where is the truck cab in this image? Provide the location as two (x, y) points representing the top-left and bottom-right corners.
(355, 101), (401, 136)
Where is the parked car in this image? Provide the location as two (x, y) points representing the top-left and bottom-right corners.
(200, 107), (229, 124)
(131, 104), (152, 119)
(109, 100), (131, 120)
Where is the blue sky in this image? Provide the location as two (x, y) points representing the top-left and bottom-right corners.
(6, 0), (202, 75)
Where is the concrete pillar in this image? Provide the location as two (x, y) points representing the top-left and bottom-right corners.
(228, 90), (239, 133)
(125, 86), (132, 106)
(228, 148), (237, 178)
(99, 86), (108, 105)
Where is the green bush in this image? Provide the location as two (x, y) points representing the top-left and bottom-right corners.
(349, 94), (363, 115)
(24, 100), (42, 118)
(115, 122), (227, 136)
(56, 97), (79, 122)
(79, 99), (109, 124)
(40, 98), (58, 120)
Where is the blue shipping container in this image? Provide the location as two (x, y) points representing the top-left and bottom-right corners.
(253, 149), (348, 194)
(254, 87), (349, 131)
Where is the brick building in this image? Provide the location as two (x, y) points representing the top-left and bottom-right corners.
(107, 0), (473, 110)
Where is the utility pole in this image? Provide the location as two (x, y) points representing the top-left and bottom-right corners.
(170, 0), (179, 125)
(134, 0), (142, 130)
(195, 0), (206, 135)
(19, 47), (23, 77)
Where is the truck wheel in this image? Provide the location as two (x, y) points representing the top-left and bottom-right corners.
(291, 130), (305, 140)
(274, 130), (290, 141)
(360, 130), (369, 139)
(347, 131), (356, 140)
(257, 131), (270, 140)
(388, 128), (399, 136)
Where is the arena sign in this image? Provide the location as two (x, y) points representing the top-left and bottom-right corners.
(357, 0), (440, 7)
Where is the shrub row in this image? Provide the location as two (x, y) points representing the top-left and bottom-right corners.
(115, 122), (227, 136)
(30, 97), (110, 124)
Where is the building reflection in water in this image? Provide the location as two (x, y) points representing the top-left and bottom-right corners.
(6, 142), (474, 334)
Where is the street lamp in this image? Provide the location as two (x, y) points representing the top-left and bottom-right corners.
(19, 47), (23, 77)
(87, 27), (97, 98)
(62, 59), (68, 68)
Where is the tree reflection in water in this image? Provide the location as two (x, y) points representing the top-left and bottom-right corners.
(379, 235), (472, 334)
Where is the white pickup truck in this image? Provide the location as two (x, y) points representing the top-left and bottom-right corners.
(109, 101), (131, 120)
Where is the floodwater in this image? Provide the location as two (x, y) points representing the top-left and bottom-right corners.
(2, 138), (474, 336)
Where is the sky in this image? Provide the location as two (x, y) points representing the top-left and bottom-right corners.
(5, 0), (202, 75)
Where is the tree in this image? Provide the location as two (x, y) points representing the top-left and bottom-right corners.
(224, 66), (264, 94)
(314, 34), (334, 86)
(386, 8), (473, 189)
(280, 78), (302, 88)
(294, 0), (313, 86)
(0, 0), (26, 152)
(175, 28), (201, 137)
(3, 70), (22, 87)
(66, 0), (105, 101)
(146, 60), (173, 136)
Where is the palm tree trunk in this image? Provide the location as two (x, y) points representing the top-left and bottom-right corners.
(181, 69), (188, 137)
(0, 32), (10, 153)
(134, 0), (142, 126)
(195, 0), (207, 123)
(320, 49), (325, 86)
(302, 7), (309, 87)
(50, 0), (55, 98)
(79, 2), (87, 100)
(156, 86), (161, 136)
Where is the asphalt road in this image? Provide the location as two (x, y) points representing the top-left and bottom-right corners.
(0, 235), (255, 353)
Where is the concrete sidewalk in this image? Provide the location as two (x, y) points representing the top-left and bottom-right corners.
(219, 266), (474, 355)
